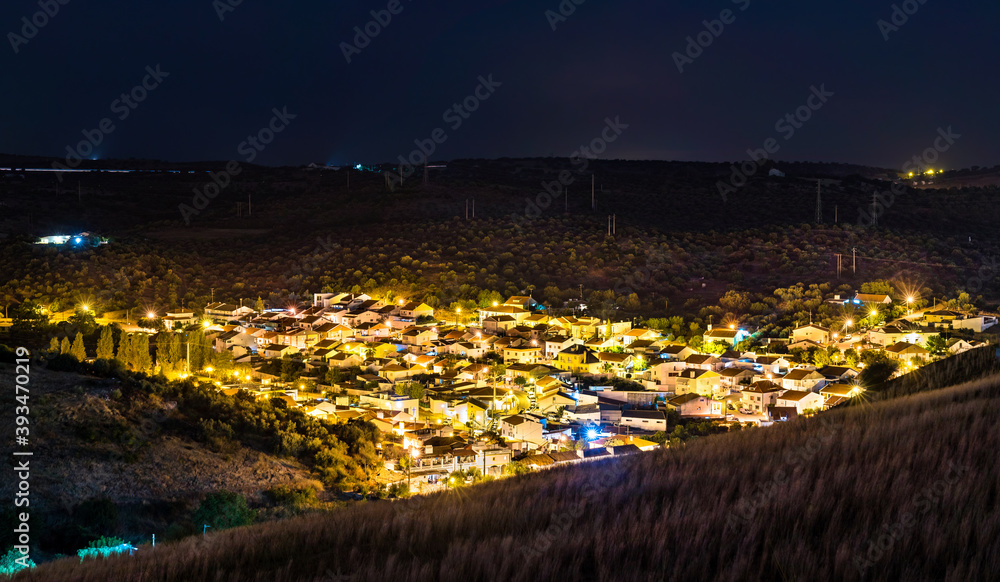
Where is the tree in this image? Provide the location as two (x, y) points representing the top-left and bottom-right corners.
(255, 296), (265, 313)
(134, 334), (152, 372)
(925, 334), (947, 356)
(60, 336), (71, 355)
(158, 332), (183, 374)
(67, 308), (98, 337)
(706, 340), (730, 355)
(115, 333), (131, 367)
(49, 337), (60, 353)
(844, 348), (860, 368)
(719, 290), (751, 314)
(394, 382), (424, 398)
(70, 333), (87, 361)
(9, 301), (49, 333)
(193, 491), (256, 530)
(860, 280), (895, 297)
(96, 326), (115, 360)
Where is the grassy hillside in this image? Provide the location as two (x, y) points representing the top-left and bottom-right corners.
(0, 364), (344, 560)
(18, 368), (1000, 581)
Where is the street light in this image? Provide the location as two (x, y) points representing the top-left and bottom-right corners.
(147, 311), (156, 320)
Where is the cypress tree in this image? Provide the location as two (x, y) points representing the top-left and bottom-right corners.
(97, 326), (115, 360)
(70, 333), (87, 361)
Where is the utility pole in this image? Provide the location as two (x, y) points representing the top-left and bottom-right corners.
(613, 214), (616, 235)
(852, 248), (857, 274)
(211, 288), (215, 303)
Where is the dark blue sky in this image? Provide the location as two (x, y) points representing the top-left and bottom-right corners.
(1, 0), (996, 169)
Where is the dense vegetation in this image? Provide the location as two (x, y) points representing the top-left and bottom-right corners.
(2, 159), (999, 338)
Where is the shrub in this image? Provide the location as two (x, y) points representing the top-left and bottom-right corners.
(77, 536), (132, 562)
(193, 491), (256, 530)
(0, 547), (35, 576)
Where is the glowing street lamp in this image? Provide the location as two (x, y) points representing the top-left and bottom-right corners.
(81, 305), (90, 312)
(146, 311), (157, 320)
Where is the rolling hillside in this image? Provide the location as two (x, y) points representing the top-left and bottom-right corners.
(17, 359), (1000, 581)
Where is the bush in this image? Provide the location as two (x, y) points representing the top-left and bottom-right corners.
(193, 491), (256, 530)
(0, 547), (35, 576)
(266, 485), (318, 509)
(77, 536), (132, 562)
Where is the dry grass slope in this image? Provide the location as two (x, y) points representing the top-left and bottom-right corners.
(19, 373), (1000, 582)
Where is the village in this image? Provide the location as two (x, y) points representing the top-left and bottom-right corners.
(114, 289), (996, 491)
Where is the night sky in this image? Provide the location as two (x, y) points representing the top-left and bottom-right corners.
(1, 0), (996, 170)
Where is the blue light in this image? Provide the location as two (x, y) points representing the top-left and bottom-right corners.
(355, 164), (363, 170)
(74, 237), (82, 244)
(586, 428), (598, 440)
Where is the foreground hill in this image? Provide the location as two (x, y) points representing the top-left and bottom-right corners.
(0, 365), (322, 558)
(20, 368), (1000, 581)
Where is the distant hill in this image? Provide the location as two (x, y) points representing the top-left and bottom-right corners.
(23, 351), (1000, 582)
